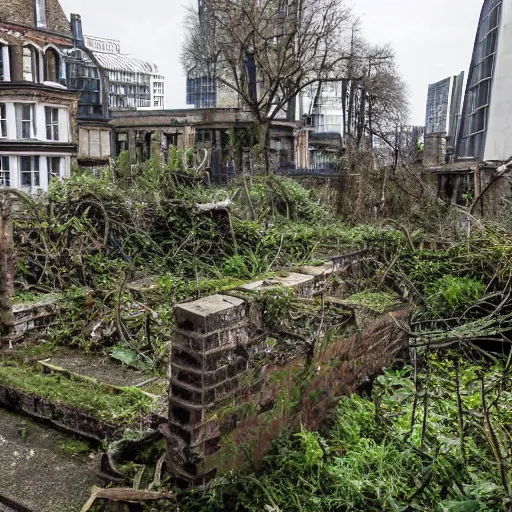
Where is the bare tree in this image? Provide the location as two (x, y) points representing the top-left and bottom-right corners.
(182, 0), (353, 174)
(365, 51), (410, 168)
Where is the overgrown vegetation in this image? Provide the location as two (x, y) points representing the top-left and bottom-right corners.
(151, 180), (512, 511)
(0, 363), (155, 425)
(10, 157), (392, 372)
(181, 351), (512, 511)
(7, 150), (512, 511)
(342, 291), (401, 314)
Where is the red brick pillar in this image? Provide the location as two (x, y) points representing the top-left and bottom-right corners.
(167, 294), (250, 486)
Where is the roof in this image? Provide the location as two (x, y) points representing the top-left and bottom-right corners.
(84, 34), (159, 75)
(91, 51), (159, 74)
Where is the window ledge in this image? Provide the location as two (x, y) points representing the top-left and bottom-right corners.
(42, 81), (67, 90)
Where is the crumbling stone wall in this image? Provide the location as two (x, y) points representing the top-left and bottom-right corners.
(424, 133), (447, 167)
(166, 259), (410, 486)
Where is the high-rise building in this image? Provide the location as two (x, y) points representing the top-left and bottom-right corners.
(456, 0), (511, 162)
(186, 0), (218, 108)
(423, 73), (464, 165)
(425, 75), (464, 138)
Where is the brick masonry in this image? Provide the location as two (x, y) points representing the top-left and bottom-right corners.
(0, 0), (72, 36)
(12, 295), (59, 337)
(166, 258), (410, 486)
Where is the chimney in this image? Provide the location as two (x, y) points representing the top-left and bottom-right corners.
(70, 14), (84, 48)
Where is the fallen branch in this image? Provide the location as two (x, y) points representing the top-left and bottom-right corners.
(80, 486), (176, 512)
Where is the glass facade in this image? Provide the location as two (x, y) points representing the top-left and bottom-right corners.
(64, 48), (103, 118)
(457, 0), (503, 159)
(186, 71), (217, 108)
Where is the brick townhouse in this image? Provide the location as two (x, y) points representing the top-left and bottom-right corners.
(0, 0), (80, 192)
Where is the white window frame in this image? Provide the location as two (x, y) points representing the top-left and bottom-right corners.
(46, 156), (61, 182)
(0, 103), (6, 138)
(19, 156), (40, 189)
(15, 103), (36, 139)
(0, 156), (9, 187)
(45, 107), (59, 140)
(35, 0), (47, 29)
(0, 44), (9, 82)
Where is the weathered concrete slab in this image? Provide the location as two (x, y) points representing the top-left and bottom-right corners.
(0, 409), (99, 512)
(11, 296), (61, 338)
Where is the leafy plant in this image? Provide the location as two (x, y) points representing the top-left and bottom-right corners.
(425, 276), (486, 316)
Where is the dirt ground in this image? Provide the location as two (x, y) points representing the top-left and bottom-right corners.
(45, 348), (147, 387)
(0, 409), (99, 512)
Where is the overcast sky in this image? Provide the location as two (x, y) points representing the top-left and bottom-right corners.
(59, 0), (484, 125)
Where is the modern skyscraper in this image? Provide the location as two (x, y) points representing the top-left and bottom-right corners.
(457, 0), (512, 162)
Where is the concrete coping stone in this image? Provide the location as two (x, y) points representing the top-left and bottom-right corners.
(299, 262), (334, 277)
(178, 295), (245, 317)
(176, 294), (247, 334)
(13, 295), (62, 314)
(239, 272), (315, 292)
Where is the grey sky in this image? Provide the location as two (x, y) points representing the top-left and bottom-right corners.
(59, 0), (483, 125)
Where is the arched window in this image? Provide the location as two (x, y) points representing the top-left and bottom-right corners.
(44, 48), (60, 82)
(23, 45), (40, 82)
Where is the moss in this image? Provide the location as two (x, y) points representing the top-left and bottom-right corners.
(13, 291), (63, 304)
(56, 438), (94, 458)
(0, 363), (155, 426)
(342, 291), (402, 314)
(9, 341), (58, 361)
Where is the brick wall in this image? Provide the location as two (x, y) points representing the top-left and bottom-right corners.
(0, 0), (71, 36)
(165, 259), (410, 486)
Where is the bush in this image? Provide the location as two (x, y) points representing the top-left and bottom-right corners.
(425, 276), (486, 317)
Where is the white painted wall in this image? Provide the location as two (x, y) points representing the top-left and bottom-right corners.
(484, 0), (512, 161)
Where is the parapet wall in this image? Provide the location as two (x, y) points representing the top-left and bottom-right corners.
(166, 257), (410, 486)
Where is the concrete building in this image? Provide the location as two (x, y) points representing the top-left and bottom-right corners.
(186, 0), (295, 114)
(61, 14), (111, 167)
(300, 83), (344, 170)
(83, 35), (164, 112)
(0, 0), (79, 192)
(0, 0), (168, 176)
(63, 17), (166, 166)
(110, 108), (310, 180)
(457, 0), (512, 162)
